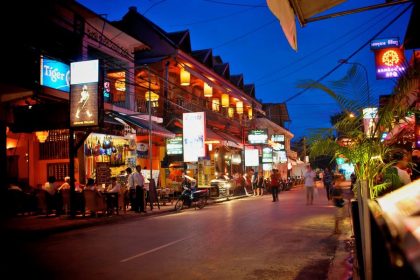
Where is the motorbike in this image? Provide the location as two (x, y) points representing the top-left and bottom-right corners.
(174, 186), (209, 211)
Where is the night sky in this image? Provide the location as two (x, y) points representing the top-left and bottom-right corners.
(78, 0), (413, 140)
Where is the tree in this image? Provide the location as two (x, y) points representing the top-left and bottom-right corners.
(299, 64), (418, 198)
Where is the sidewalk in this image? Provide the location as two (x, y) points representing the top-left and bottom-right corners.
(327, 180), (358, 280)
(0, 194), (248, 237)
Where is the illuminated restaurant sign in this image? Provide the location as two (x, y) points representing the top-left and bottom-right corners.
(70, 60), (99, 127)
(374, 47), (405, 79)
(248, 129), (268, 144)
(183, 112), (206, 162)
(271, 134), (285, 142)
(245, 149), (259, 167)
(370, 37), (399, 50)
(40, 57), (70, 92)
(262, 147), (273, 163)
(166, 136), (183, 155)
(363, 107), (378, 137)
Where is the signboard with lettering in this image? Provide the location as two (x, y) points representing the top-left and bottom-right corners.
(370, 37), (399, 50)
(183, 112), (206, 162)
(70, 60), (99, 127)
(96, 162), (111, 186)
(271, 134), (285, 143)
(166, 136), (183, 155)
(245, 149), (259, 167)
(374, 47), (406, 79)
(262, 147), (273, 163)
(40, 57), (70, 92)
(247, 129), (268, 144)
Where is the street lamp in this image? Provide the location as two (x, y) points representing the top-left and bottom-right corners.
(338, 59), (371, 107)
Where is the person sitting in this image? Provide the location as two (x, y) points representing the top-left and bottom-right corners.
(106, 177), (121, 193)
(58, 176), (71, 191)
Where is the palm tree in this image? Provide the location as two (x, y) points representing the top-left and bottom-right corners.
(299, 62), (418, 198)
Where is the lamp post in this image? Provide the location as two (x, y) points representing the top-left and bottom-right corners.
(339, 59), (371, 107)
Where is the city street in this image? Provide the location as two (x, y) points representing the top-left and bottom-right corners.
(4, 184), (352, 280)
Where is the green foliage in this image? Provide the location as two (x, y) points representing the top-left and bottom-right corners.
(299, 63), (419, 199)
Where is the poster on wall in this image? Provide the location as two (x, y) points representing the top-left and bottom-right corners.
(70, 59), (99, 127)
(183, 112), (206, 162)
(245, 149), (259, 167)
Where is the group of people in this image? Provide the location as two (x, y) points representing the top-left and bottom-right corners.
(39, 164), (158, 215)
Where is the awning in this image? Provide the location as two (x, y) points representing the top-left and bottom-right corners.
(206, 128), (223, 143)
(107, 111), (175, 138)
(216, 131), (243, 149)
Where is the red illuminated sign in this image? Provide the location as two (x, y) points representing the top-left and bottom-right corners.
(374, 47), (405, 79)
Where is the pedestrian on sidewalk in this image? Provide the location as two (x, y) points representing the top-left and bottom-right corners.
(331, 183), (345, 234)
(270, 169), (280, 202)
(257, 171), (265, 196)
(304, 165), (316, 205)
(323, 167), (334, 201)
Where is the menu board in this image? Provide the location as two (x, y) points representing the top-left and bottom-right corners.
(96, 162), (111, 186)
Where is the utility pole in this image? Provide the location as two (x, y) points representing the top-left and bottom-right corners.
(302, 137), (307, 162)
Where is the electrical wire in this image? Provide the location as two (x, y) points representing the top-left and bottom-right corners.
(282, 3), (413, 104)
(213, 19), (276, 50)
(254, 4), (401, 84)
(167, 7), (254, 27)
(203, 0), (266, 8)
(143, 0), (168, 16)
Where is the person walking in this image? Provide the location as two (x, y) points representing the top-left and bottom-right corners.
(257, 171), (265, 196)
(323, 167), (334, 201)
(251, 169), (258, 196)
(270, 169), (280, 202)
(304, 165), (316, 205)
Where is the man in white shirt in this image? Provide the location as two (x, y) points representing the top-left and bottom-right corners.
(107, 177), (121, 193)
(393, 152), (411, 185)
(304, 165), (316, 205)
(127, 166), (145, 213)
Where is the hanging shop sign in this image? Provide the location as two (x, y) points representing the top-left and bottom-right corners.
(136, 143), (148, 158)
(374, 47), (405, 79)
(231, 154), (242, 165)
(70, 59), (100, 127)
(278, 150), (287, 163)
(40, 56), (70, 92)
(263, 163), (273, 171)
(370, 37), (399, 50)
(262, 147), (273, 163)
(248, 129), (268, 144)
(166, 136), (183, 155)
(183, 112), (206, 162)
(245, 149), (259, 167)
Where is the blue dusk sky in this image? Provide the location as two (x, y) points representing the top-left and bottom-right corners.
(78, 0), (414, 140)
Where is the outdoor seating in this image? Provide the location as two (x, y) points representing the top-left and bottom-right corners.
(60, 189), (71, 215)
(83, 190), (106, 217)
(37, 189), (56, 216)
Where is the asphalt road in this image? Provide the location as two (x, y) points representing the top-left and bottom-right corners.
(4, 183), (346, 280)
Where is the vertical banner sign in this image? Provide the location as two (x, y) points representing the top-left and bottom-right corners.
(245, 149), (259, 167)
(183, 112), (206, 162)
(363, 107), (378, 137)
(70, 60), (99, 127)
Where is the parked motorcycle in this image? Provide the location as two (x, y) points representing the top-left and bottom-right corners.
(174, 186), (209, 211)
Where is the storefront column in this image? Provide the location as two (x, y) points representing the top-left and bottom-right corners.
(0, 120), (7, 213)
(69, 128), (76, 217)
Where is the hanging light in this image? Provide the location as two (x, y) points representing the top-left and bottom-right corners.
(180, 67), (190, 86)
(248, 108), (253, 119)
(203, 82), (213, 97)
(228, 107), (234, 118)
(221, 93), (229, 108)
(36, 131), (49, 143)
(212, 98), (220, 111)
(145, 91), (159, 107)
(236, 101), (243, 114)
